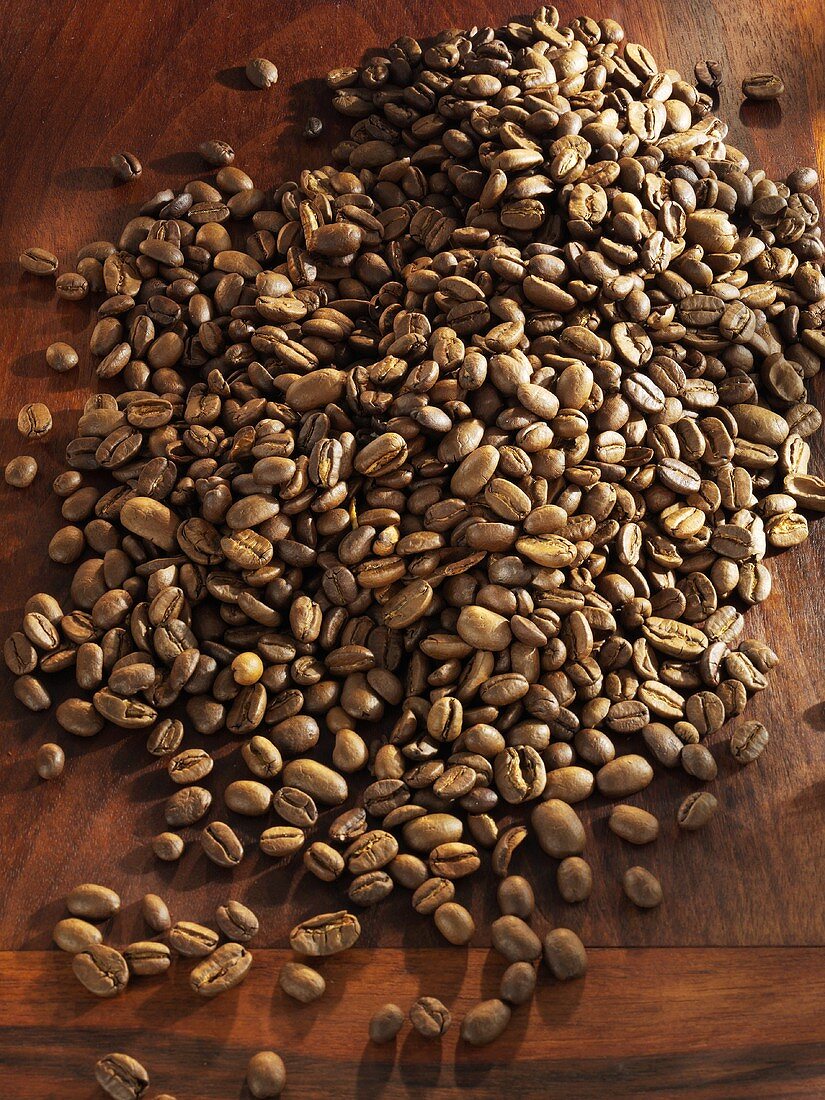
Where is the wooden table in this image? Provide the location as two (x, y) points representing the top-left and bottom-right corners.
(1, 0), (824, 1095)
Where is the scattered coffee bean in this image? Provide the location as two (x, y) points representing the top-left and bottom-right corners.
(198, 139), (234, 166)
(246, 1051), (286, 1098)
(94, 1052), (149, 1099)
(111, 153), (142, 182)
(5, 456), (37, 488)
(123, 941), (171, 977)
(434, 902), (475, 945)
(623, 867), (664, 909)
(742, 72), (785, 100)
(499, 961), (537, 1006)
(141, 894), (171, 933)
(246, 58), (278, 89)
(369, 1003), (405, 1043)
(67, 883), (121, 920)
(543, 928), (588, 980)
(35, 742), (64, 779)
(556, 858), (593, 904)
(460, 999), (511, 1046)
(608, 806), (660, 845)
(19, 247), (58, 275)
(73, 943), (129, 997)
(303, 116), (323, 138)
(190, 943), (252, 997)
(152, 832), (184, 861)
(409, 996), (452, 1039)
(53, 917), (103, 954)
(46, 341), (79, 372)
(17, 402), (52, 440)
(730, 720), (770, 764)
(216, 900), (259, 942)
(279, 961), (326, 1003)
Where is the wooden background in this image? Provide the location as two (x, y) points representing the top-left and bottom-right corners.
(1, 0), (824, 1095)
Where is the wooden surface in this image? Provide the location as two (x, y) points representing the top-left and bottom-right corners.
(0, 0), (824, 1096)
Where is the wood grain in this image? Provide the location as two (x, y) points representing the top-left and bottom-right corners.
(0, 0), (824, 1096)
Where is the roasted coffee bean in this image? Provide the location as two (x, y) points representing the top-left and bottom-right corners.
(622, 866), (663, 908)
(152, 832), (184, 862)
(434, 902), (475, 945)
(279, 961), (326, 1003)
(165, 786), (211, 827)
(596, 756), (653, 798)
(460, 999), (511, 1047)
(201, 821), (244, 868)
(111, 152), (142, 182)
(17, 402), (52, 440)
(246, 58), (279, 89)
(369, 1003), (405, 1043)
(141, 894), (171, 933)
(53, 917), (103, 953)
(190, 943), (252, 997)
(556, 857), (593, 904)
(94, 1052), (149, 1099)
(260, 826), (305, 857)
(72, 944), (129, 997)
(20, 246), (58, 275)
(491, 915), (542, 963)
(409, 996), (452, 1039)
(36, 742), (65, 780)
(67, 883), (121, 920)
(730, 720), (770, 764)
(742, 73), (785, 100)
(216, 900), (259, 942)
(496, 876), (534, 918)
(289, 911), (361, 956)
(532, 800), (585, 858)
(608, 805), (660, 845)
(123, 941), (171, 977)
(169, 921), (219, 957)
(542, 928), (588, 980)
(5, 455), (37, 487)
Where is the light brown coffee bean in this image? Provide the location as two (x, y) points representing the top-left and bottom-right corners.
(5, 455), (37, 487)
(94, 1052), (149, 1099)
(369, 1003), (405, 1043)
(246, 58), (279, 89)
(557, 857), (593, 903)
(216, 900), (259, 942)
(72, 944), (129, 997)
(622, 866), (663, 908)
(434, 902), (475, 945)
(279, 961), (326, 1003)
(190, 943), (252, 997)
(53, 917), (103, 953)
(543, 928), (588, 980)
(36, 742), (65, 780)
(677, 791), (719, 831)
(460, 999), (512, 1046)
(67, 883), (121, 920)
(608, 805), (660, 845)
(289, 911), (361, 956)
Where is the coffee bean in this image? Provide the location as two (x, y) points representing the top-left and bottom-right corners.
(681, 743), (718, 781)
(608, 806), (660, 845)
(53, 917), (103, 953)
(111, 152), (142, 182)
(557, 857), (593, 904)
(496, 876), (534, 918)
(742, 73), (785, 100)
(46, 341), (79, 373)
(532, 800), (585, 858)
(72, 943), (129, 997)
(141, 894), (171, 933)
(20, 247), (58, 275)
(152, 832), (184, 861)
(409, 996), (452, 1039)
(622, 866), (663, 908)
(260, 825), (305, 857)
(596, 756), (654, 798)
(246, 58), (279, 89)
(123, 941), (171, 977)
(94, 1052), (149, 1099)
(303, 117), (323, 138)
(434, 902), (475, 945)
(289, 911), (361, 956)
(460, 999), (511, 1046)
(56, 272), (89, 300)
(17, 402), (52, 440)
(543, 928), (588, 980)
(730, 720), (770, 764)
(35, 742), (65, 780)
(216, 900), (259, 942)
(67, 883), (121, 920)
(5, 456), (37, 487)
(279, 961), (326, 1003)
(491, 915), (542, 963)
(499, 961), (537, 1006)
(190, 943), (252, 997)
(677, 791), (719, 831)
(369, 1003), (405, 1043)
(199, 140), (235, 166)
(201, 821), (244, 868)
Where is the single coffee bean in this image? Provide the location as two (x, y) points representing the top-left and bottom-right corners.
(543, 928), (588, 980)
(20, 247), (58, 275)
(169, 921), (219, 957)
(409, 996), (452, 1039)
(557, 857), (593, 903)
(67, 883), (121, 920)
(53, 917), (103, 953)
(289, 911), (361, 956)
(94, 1052), (149, 1099)
(460, 999), (512, 1047)
(246, 58), (279, 89)
(532, 800), (585, 858)
(369, 1003), (405, 1043)
(141, 893), (171, 933)
(608, 805), (660, 845)
(17, 402), (52, 440)
(216, 900), (259, 942)
(279, 961), (326, 1003)
(622, 866), (663, 908)
(225, 779), (272, 815)
(260, 825), (305, 857)
(5, 456), (37, 487)
(190, 943), (252, 997)
(303, 116), (323, 138)
(56, 271), (89, 300)
(35, 742), (65, 780)
(677, 791), (719, 831)
(201, 821), (244, 868)
(742, 72), (785, 100)
(246, 1051), (286, 1098)
(164, 786), (211, 827)
(491, 915), (542, 963)
(199, 140), (235, 166)
(434, 902), (475, 945)
(152, 832), (185, 861)
(72, 944), (129, 997)
(46, 341), (79, 372)
(730, 720), (769, 764)
(111, 152), (142, 181)
(681, 743), (718, 781)
(496, 875), (534, 918)
(499, 961), (537, 1006)
(123, 941), (171, 977)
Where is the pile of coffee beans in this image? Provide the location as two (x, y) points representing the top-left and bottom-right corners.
(10, 5), (825, 1074)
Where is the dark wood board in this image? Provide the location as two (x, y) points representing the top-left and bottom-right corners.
(0, 0), (824, 1096)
